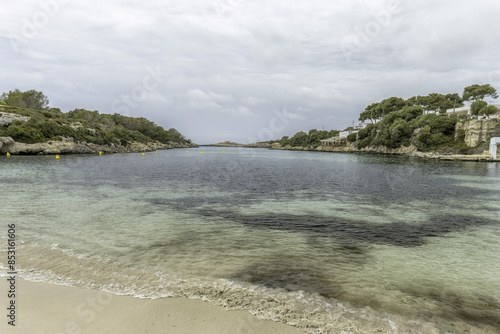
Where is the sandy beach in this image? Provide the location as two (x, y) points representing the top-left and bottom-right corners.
(0, 278), (305, 334)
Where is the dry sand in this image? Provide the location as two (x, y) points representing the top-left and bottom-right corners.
(0, 278), (305, 334)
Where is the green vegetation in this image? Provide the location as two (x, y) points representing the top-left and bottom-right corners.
(463, 84), (498, 102)
(1, 89), (49, 110)
(0, 89), (191, 146)
(212, 140), (244, 146)
(470, 100), (498, 117)
(346, 133), (357, 142)
(360, 93), (465, 123)
(357, 110), (464, 151)
(359, 97), (407, 123)
(269, 84), (498, 154)
(353, 84), (499, 152)
(271, 129), (340, 149)
(264, 84), (499, 153)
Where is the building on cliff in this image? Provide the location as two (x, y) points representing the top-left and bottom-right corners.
(446, 103), (500, 117)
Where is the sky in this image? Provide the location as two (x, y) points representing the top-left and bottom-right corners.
(1, 0), (500, 144)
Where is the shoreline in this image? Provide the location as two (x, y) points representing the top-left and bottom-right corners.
(244, 143), (500, 162)
(1, 138), (497, 162)
(0, 136), (198, 155)
(0, 278), (305, 334)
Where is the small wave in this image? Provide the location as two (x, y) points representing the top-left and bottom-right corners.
(5, 243), (494, 333)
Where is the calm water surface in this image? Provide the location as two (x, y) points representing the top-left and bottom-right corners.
(1, 147), (499, 333)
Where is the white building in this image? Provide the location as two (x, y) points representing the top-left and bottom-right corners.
(446, 103), (500, 117)
(490, 137), (500, 160)
(320, 123), (368, 147)
(446, 106), (472, 115)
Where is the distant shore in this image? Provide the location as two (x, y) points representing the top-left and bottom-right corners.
(205, 141), (245, 147)
(0, 278), (304, 334)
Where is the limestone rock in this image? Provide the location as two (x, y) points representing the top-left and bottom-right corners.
(0, 137), (15, 153)
(1, 136), (194, 155)
(456, 119), (499, 147)
(0, 112), (30, 125)
(270, 143), (282, 149)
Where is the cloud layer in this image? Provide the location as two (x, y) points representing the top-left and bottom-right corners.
(2, 0), (500, 143)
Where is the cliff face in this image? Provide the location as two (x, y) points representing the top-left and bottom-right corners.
(456, 119), (499, 147)
(0, 136), (196, 155)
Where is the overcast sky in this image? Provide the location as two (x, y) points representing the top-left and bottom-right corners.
(2, 0), (500, 144)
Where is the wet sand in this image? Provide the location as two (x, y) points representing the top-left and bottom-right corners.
(0, 278), (305, 334)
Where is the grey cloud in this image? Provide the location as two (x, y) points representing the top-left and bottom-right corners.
(1, 0), (499, 144)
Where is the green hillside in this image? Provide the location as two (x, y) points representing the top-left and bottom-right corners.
(264, 84), (500, 154)
(0, 89), (192, 146)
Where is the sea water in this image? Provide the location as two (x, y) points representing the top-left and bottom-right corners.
(1, 147), (499, 333)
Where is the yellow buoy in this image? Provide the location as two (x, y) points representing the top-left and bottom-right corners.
(201, 152), (203, 155)
(6, 152), (10, 157)
(186, 150), (188, 153)
(236, 150), (238, 153)
(56, 155), (60, 159)
(223, 151), (225, 154)
(142, 153), (145, 156)
(99, 151), (102, 156)
(155, 151), (158, 154)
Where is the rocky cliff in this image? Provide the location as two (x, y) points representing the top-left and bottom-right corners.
(456, 119), (500, 147)
(0, 136), (196, 155)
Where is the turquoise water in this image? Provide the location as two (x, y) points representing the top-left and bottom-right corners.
(1, 147), (499, 333)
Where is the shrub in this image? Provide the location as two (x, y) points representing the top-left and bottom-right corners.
(357, 137), (373, 149)
(346, 133), (357, 142)
(470, 100), (487, 116)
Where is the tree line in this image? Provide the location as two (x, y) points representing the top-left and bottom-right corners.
(276, 129), (340, 148)
(359, 84), (498, 123)
(265, 84), (498, 152)
(0, 89), (191, 145)
(354, 84), (498, 151)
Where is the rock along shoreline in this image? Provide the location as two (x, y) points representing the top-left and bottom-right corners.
(0, 136), (198, 155)
(244, 142), (499, 162)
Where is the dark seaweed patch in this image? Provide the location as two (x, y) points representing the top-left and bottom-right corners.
(196, 211), (499, 247)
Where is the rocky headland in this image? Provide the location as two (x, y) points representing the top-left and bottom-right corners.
(0, 136), (197, 155)
(246, 119), (500, 162)
(0, 102), (197, 155)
